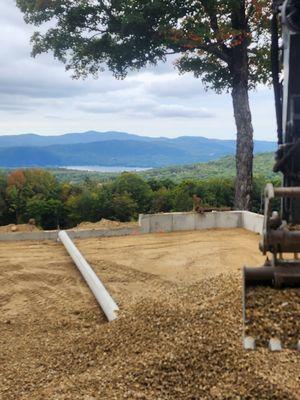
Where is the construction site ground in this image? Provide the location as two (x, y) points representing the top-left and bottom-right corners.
(0, 228), (299, 399)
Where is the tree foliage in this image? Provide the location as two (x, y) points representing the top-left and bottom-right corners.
(111, 173), (153, 213)
(17, 0), (270, 88)
(0, 169), (279, 228)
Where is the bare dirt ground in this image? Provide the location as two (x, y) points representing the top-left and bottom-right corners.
(0, 228), (299, 399)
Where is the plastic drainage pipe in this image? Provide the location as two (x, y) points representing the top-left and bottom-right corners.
(58, 230), (118, 322)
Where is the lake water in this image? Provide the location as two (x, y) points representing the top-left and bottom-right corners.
(62, 166), (152, 172)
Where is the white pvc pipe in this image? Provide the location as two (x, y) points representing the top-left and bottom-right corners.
(58, 230), (118, 322)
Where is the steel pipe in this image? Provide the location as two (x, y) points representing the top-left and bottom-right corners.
(243, 266), (276, 286)
(244, 265), (300, 287)
(58, 230), (118, 322)
(274, 187), (300, 197)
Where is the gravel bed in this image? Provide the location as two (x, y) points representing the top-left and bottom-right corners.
(245, 286), (300, 348)
(1, 232), (299, 399)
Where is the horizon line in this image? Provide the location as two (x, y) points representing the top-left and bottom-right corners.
(0, 130), (275, 142)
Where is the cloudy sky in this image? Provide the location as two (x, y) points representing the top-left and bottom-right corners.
(0, 0), (276, 140)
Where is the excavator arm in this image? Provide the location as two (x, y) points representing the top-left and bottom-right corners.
(275, 0), (300, 224)
(243, 0), (300, 350)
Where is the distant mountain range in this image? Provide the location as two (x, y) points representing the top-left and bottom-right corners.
(0, 130), (276, 168)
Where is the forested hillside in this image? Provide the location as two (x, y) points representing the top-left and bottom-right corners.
(141, 153), (277, 182)
(0, 159), (280, 230)
(42, 152), (277, 184)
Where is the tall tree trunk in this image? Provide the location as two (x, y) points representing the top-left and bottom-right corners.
(231, 70), (254, 210)
(230, 0), (254, 210)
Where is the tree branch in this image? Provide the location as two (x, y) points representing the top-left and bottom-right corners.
(199, 0), (231, 62)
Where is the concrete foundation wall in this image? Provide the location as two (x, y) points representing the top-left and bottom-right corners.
(139, 211), (246, 233)
(242, 211), (264, 234)
(173, 212), (196, 231)
(0, 227), (138, 242)
(0, 230), (59, 242)
(0, 211), (263, 241)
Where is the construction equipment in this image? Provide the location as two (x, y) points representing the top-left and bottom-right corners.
(243, 0), (300, 350)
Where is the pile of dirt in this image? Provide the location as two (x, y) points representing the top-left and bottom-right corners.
(0, 223), (39, 233)
(73, 218), (139, 231)
(245, 286), (300, 347)
(0, 231), (299, 399)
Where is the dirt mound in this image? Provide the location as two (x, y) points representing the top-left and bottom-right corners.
(0, 223), (39, 233)
(74, 218), (138, 230)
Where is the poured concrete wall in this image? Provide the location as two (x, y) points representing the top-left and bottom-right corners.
(139, 211), (245, 234)
(196, 211), (243, 230)
(0, 230), (59, 242)
(0, 211), (263, 241)
(241, 211), (264, 234)
(0, 227), (138, 242)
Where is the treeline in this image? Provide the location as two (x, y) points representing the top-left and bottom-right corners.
(0, 169), (280, 230)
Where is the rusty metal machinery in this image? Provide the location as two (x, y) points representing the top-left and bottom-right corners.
(243, 0), (300, 350)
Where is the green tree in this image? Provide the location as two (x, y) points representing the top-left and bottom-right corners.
(0, 172), (8, 224)
(112, 173), (153, 212)
(5, 169), (62, 225)
(111, 193), (138, 221)
(23, 169), (59, 199)
(26, 197), (64, 229)
(96, 185), (114, 219)
(172, 180), (197, 211)
(196, 178), (234, 208)
(17, 0), (271, 210)
(148, 178), (176, 191)
(151, 187), (173, 213)
(65, 190), (99, 226)
(6, 170), (27, 223)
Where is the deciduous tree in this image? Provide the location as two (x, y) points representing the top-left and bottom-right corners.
(112, 173), (153, 212)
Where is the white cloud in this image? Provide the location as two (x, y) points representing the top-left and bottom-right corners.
(0, 0), (275, 140)
(153, 104), (213, 118)
(147, 75), (206, 99)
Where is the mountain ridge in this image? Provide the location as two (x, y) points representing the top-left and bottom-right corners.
(0, 131), (276, 167)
